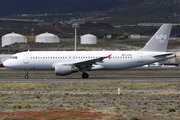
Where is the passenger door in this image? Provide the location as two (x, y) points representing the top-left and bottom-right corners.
(137, 52), (143, 63)
(23, 52), (29, 64)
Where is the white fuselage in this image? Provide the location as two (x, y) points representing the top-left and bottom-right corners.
(3, 51), (176, 71)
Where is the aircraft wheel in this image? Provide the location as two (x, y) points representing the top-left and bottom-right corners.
(82, 73), (89, 78)
(25, 75), (29, 79)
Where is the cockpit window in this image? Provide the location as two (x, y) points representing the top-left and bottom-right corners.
(10, 56), (17, 59)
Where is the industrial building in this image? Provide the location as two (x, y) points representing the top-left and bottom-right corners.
(35, 32), (60, 43)
(81, 34), (97, 44)
(130, 34), (141, 39)
(1, 32), (27, 47)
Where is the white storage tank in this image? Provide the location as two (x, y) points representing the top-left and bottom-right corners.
(81, 34), (97, 44)
(2, 32), (27, 47)
(36, 32), (60, 43)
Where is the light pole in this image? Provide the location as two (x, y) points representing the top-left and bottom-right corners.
(72, 23), (79, 51)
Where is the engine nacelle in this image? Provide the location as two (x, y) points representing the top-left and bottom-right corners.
(55, 65), (78, 76)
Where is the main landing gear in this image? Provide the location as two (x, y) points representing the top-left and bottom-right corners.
(81, 69), (89, 78)
(25, 70), (29, 79)
(82, 73), (89, 78)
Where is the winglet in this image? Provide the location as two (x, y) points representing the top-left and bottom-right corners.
(107, 54), (112, 59)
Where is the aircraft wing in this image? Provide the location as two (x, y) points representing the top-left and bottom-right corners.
(52, 54), (112, 69)
(73, 54), (112, 69)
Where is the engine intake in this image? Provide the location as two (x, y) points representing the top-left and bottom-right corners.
(55, 65), (78, 76)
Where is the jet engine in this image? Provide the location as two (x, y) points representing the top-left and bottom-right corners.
(55, 65), (78, 76)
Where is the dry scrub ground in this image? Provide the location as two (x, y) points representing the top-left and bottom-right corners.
(0, 70), (180, 119)
(0, 81), (179, 119)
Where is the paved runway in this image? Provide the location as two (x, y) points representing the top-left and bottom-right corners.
(0, 77), (180, 81)
(1, 67), (180, 81)
(1, 66), (180, 71)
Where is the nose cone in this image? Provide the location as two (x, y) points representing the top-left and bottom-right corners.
(3, 60), (10, 68)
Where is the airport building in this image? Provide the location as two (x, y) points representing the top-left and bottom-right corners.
(81, 34), (97, 44)
(130, 34), (141, 39)
(1, 32), (27, 47)
(35, 32), (60, 43)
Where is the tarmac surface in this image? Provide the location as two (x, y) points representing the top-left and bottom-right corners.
(1, 66), (180, 81)
(1, 66), (180, 71)
(0, 77), (180, 82)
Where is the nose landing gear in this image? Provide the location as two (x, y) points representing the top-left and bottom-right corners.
(25, 70), (29, 79)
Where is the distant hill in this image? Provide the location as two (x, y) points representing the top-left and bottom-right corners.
(0, 0), (127, 16)
(103, 0), (180, 25)
(133, 0), (180, 6)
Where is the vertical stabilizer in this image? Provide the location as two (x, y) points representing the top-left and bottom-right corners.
(140, 24), (172, 52)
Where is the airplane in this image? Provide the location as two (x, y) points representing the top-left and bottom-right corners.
(3, 24), (176, 79)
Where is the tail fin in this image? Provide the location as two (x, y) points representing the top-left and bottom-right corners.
(140, 24), (172, 52)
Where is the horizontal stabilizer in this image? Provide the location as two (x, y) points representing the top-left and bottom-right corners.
(153, 53), (176, 57)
